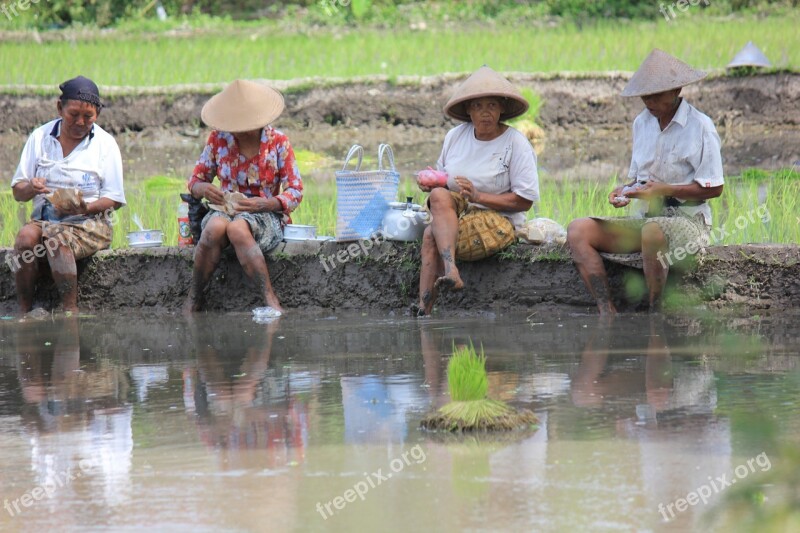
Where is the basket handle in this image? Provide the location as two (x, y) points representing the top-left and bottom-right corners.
(377, 143), (396, 172)
(341, 145), (364, 171)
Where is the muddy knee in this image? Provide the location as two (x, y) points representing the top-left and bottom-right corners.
(566, 218), (597, 247)
(14, 225), (42, 252)
(641, 222), (666, 251)
(428, 187), (455, 213)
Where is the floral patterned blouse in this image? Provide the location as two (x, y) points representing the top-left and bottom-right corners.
(188, 127), (303, 220)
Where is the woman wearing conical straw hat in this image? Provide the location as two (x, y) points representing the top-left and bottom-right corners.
(567, 49), (724, 315)
(184, 80), (303, 314)
(414, 66), (540, 316)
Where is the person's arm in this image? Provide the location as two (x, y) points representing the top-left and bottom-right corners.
(13, 178), (49, 202)
(188, 132), (224, 205)
(88, 135), (126, 216)
(627, 181), (723, 201)
(11, 128), (46, 202)
(466, 187), (533, 212)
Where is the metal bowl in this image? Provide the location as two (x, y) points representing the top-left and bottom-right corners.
(127, 230), (164, 248)
(283, 224), (317, 241)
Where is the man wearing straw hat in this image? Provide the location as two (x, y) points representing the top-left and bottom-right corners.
(184, 79), (303, 314)
(567, 49), (724, 315)
(414, 65), (540, 316)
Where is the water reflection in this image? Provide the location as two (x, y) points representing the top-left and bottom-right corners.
(13, 315), (133, 515)
(184, 317), (309, 470)
(0, 312), (796, 531)
(569, 317), (731, 529)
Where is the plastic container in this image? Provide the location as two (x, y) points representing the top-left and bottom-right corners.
(177, 201), (193, 247)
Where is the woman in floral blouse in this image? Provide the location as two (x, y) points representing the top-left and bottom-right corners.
(184, 79), (303, 314)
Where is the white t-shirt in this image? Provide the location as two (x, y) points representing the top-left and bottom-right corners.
(628, 99), (723, 225)
(10, 119), (126, 218)
(437, 123), (539, 229)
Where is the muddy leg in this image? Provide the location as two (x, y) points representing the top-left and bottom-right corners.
(184, 217), (229, 313)
(13, 224), (44, 314)
(567, 218), (641, 316)
(417, 226), (444, 316)
(427, 188), (463, 292)
(47, 244), (79, 313)
(227, 220), (283, 313)
(641, 222), (669, 312)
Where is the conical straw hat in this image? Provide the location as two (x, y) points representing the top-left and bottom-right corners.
(201, 79), (285, 133)
(444, 66), (529, 122)
(621, 49), (707, 97)
(727, 41), (772, 69)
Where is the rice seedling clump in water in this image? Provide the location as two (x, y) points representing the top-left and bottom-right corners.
(421, 342), (538, 432)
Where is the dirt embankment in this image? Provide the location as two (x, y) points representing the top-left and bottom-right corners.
(2, 242), (799, 315)
(2, 72), (798, 134)
(2, 72), (797, 180)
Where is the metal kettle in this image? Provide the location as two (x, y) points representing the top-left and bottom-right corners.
(381, 196), (430, 241)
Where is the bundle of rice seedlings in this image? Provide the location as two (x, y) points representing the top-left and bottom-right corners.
(421, 342), (538, 432)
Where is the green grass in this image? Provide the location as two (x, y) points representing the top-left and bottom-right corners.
(0, 16), (797, 86)
(2, 168), (798, 250)
(447, 341), (488, 402)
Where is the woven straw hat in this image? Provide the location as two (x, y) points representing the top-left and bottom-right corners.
(444, 66), (529, 122)
(727, 41), (772, 69)
(201, 79), (285, 132)
(621, 49), (707, 97)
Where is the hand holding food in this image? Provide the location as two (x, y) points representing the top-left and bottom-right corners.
(30, 177), (51, 195)
(208, 191), (247, 216)
(46, 187), (86, 216)
(416, 167), (448, 191)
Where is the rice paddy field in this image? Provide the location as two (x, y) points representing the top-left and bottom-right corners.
(1, 168), (797, 249)
(0, 14), (798, 250)
(0, 16), (798, 86)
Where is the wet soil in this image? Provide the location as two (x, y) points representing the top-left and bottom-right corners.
(1, 72), (798, 182)
(2, 242), (799, 315)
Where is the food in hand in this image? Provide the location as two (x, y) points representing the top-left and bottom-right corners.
(613, 180), (648, 206)
(208, 191), (247, 216)
(416, 167), (448, 188)
(45, 188), (84, 212)
(613, 196), (631, 206)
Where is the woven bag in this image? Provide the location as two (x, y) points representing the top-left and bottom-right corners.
(335, 144), (400, 241)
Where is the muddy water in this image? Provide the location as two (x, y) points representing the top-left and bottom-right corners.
(0, 311), (797, 532)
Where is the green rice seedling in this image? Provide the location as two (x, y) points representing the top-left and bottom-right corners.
(447, 341), (489, 402)
(3, 168), (799, 249)
(421, 341), (538, 432)
(1, 16), (797, 86)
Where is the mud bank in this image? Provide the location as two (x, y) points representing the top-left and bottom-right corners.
(1, 72), (798, 181)
(3, 72), (798, 133)
(2, 242), (799, 315)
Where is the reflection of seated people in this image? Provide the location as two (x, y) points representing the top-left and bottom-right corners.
(341, 374), (424, 445)
(185, 317), (307, 470)
(571, 317), (730, 529)
(15, 316), (133, 510)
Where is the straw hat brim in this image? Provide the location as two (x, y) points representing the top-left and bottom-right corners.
(621, 49), (707, 97)
(444, 66), (529, 122)
(201, 79), (285, 133)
